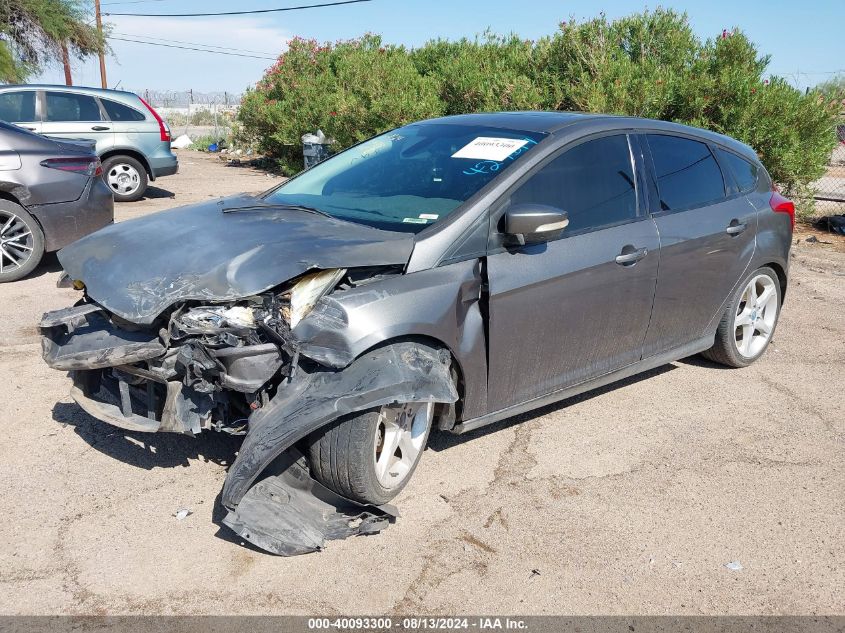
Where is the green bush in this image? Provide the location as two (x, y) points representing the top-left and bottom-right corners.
(238, 34), (441, 173)
(411, 31), (547, 114)
(238, 9), (839, 188)
(539, 11), (839, 197)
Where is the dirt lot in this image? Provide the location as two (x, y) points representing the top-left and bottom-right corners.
(0, 151), (843, 615)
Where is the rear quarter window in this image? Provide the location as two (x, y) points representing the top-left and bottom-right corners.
(102, 99), (147, 122)
(716, 148), (759, 194)
(646, 134), (726, 211)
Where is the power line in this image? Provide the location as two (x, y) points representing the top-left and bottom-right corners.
(111, 31), (277, 56)
(108, 36), (277, 59)
(104, 0), (373, 17)
(101, 0), (172, 5)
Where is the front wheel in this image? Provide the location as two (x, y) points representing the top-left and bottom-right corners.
(702, 266), (782, 368)
(0, 201), (45, 283)
(307, 401), (435, 505)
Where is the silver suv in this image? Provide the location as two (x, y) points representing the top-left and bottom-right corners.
(0, 85), (178, 202)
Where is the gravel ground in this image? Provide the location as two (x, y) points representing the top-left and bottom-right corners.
(0, 151), (843, 615)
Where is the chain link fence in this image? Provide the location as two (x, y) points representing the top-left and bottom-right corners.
(132, 90), (242, 143)
(809, 125), (845, 220)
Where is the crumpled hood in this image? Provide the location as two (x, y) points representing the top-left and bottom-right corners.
(58, 195), (415, 324)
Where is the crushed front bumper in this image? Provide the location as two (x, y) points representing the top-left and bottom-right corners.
(39, 303), (457, 555)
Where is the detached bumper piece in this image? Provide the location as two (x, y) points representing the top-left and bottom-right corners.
(222, 450), (397, 555)
(40, 304), (164, 370)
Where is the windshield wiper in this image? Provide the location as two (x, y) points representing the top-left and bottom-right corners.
(221, 203), (332, 218)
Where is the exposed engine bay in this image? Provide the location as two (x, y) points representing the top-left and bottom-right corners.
(42, 270), (336, 434)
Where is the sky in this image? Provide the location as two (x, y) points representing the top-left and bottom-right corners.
(34, 0), (845, 95)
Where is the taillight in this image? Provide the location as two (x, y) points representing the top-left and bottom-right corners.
(41, 156), (102, 177)
(769, 190), (795, 231)
(138, 96), (171, 142)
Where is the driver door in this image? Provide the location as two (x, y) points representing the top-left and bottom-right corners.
(485, 133), (660, 413)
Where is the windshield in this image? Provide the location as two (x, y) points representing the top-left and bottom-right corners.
(263, 123), (547, 233)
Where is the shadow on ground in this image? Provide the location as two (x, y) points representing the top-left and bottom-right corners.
(139, 186), (175, 200)
(428, 363), (678, 452)
(52, 401), (241, 470)
(51, 400), (270, 551)
(676, 354), (732, 370)
(22, 252), (62, 281)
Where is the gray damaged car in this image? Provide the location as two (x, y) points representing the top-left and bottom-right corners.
(39, 113), (794, 555)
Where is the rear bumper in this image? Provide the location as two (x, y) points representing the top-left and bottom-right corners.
(148, 152), (178, 179)
(29, 176), (114, 252)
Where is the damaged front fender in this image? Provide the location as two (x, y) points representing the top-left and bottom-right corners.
(222, 341), (458, 510)
(222, 449), (400, 556)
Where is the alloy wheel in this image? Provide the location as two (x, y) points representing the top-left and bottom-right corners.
(734, 273), (778, 358)
(373, 401), (434, 489)
(0, 209), (34, 274)
(107, 163), (141, 196)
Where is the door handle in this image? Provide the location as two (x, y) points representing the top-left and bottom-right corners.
(726, 221), (747, 235)
(20, 126), (36, 131)
(91, 126), (110, 131)
(615, 247), (648, 265)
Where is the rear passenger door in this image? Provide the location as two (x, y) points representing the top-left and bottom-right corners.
(485, 133), (660, 412)
(640, 133), (756, 358)
(0, 90), (41, 133)
(40, 91), (114, 154)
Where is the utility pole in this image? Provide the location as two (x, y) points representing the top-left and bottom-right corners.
(94, 0), (107, 88)
(61, 43), (73, 85)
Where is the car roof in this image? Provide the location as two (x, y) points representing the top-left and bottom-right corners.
(418, 111), (596, 133)
(0, 84), (141, 100)
(418, 111), (758, 162)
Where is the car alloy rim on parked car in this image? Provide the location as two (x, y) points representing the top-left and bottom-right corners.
(0, 209), (34, 274)
(373, 401), (434, 489)
(734, 273), (778, 358)
(106, 163), (141, 196)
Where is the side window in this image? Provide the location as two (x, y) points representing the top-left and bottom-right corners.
(646, 134), (725, 211)
(0, 92), (36, 122)
(101, 99), (146, 122)
(716, 148), (759, 194)
(45, 92), (102, 122)
(510, 134), (637, 234)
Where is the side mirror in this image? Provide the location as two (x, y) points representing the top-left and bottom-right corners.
(504, 204), (569, 246)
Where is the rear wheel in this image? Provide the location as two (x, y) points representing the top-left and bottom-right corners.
(307, 401), (435, 505)
(0, 201), (44, 283)
(702, 266), (781, 367)
(102, 155), (148, 202)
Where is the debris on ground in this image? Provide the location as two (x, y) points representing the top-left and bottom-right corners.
(724, 561), (743, 571)
(175, 508), (192, 520)
(170, 135), (193, 149)
(805, 236), (833, 245)
(814, 215), (845, 236)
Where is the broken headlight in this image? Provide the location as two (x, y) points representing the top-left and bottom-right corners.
(179, 305), (256, 332)
(288, 268), (346, 327)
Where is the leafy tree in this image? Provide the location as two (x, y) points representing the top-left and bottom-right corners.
(411, 31), (547, 114)
(238, 34), (441, 173)
(0, 0), (105, 83)
(540, 10), (839, 196)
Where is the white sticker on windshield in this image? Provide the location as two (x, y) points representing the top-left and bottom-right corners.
(419, 213), (439, 220)
(403, 217), (429, 224)
(452, 137), (529, 162)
